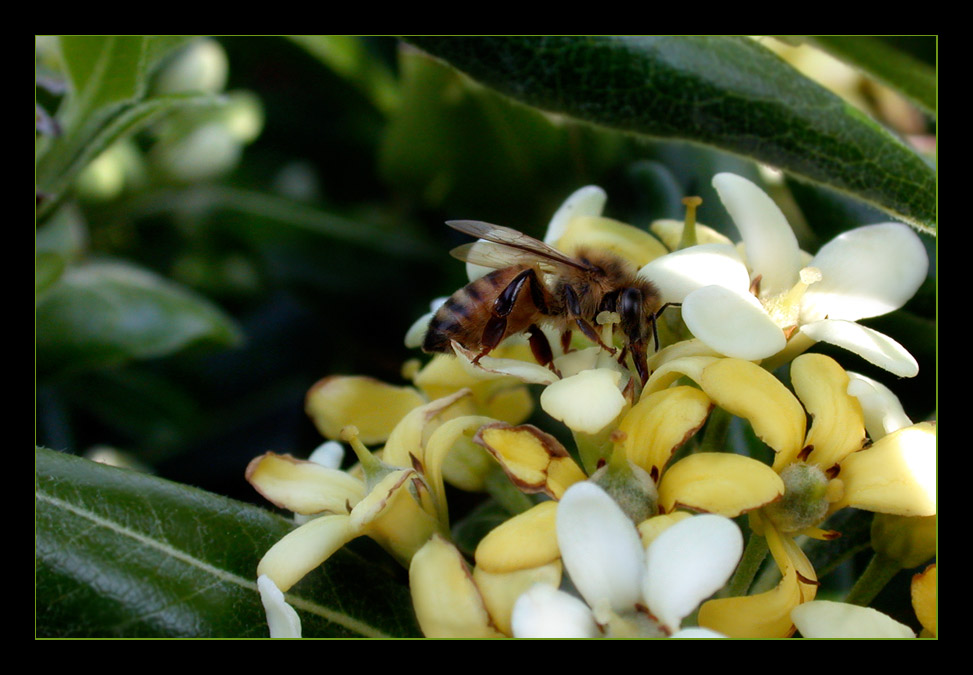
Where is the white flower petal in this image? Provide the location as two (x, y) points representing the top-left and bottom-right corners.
(544, 185), (607, 245)
(682, 285), (786, 360)
(540, 369), (626, 434)
(792, 600), (915, 638)
(638, 243), (751, 304)
(258, 574), (302, 638)
(307, 440), (345, 469)
(802, 223), (928, 322)
(847, 372), (913, 440)
(712, 173), (802, 296)
(557, 482), (646, 618)
(511, 583), (600, 638)
(643, 515), (743, 633)
(404, 298), (448, 348)
(670, 627), (727, 638)
(801, 319), (919, 377)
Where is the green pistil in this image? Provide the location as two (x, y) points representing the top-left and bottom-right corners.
(678, 196), (703, 250)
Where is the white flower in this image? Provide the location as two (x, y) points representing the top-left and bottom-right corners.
(510, 482), (742, 638)
(791, 600), (915, 638)
(257, 574), (302, 638)
(641, 173), (929, 377)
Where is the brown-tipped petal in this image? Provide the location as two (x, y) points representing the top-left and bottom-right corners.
(350, 469), (442, 567)
(475, 501), (560, 574)
(658, 453), (785, 517)
(246, 452), (365, 514)
(305, 376), (426, 445)
(475, 423), (586, 499)
(791, 354), (866, 470)
(617, 386), (712, 477)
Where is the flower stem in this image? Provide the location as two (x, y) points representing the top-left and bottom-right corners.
(844, 552), (901, 606)
(723, 531), (768, 597)
(485, 466), (535, 516)
(698, 406), (732, 455)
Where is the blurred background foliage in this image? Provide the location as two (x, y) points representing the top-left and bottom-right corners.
(35, 36), (935, 636)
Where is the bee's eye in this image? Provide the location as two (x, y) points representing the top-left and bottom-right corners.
(599, 290), (619, 314)
(619, 288), (643, 336)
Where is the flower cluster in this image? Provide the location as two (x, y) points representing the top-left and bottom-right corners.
(247, 174), (934, 638)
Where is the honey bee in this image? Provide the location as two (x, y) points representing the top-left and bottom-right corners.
(422, 220), (668, 384)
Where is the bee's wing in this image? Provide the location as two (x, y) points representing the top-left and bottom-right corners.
(446, 220), (593, 271)
(449, 241), (565, 270)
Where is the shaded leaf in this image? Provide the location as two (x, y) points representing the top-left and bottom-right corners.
(803, 36), (936, 115)
(404, 36), (936, 231)
(35, 447), (421, 637)
(35, 252), (66, 298)
(36, 260), (241, 375)
(288, 35), (399, 115)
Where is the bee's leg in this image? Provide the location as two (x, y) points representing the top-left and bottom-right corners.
(476, 315), (508, 364)
(650, 302), (682, 351)
(563, 286), (616, 356)
(560, 330), (573, 354)
(476, 268), (549, 365)
(494, 268), (549, 317)
(528, 324), (561, 377)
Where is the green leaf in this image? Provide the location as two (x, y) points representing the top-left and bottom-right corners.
(802, 36), (936, 115)
(404, 36), (936, 231)
(36, 447), (422, 637)
(36, 260), (241, 375)
(36, 92), (223, 221)
(58, 36), (148, 131)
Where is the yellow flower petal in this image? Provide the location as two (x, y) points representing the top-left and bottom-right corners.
(637, 511), (692, 548)
(475, 423), (586, 499)
(474, 561), (563, 636)
(791, 354), (866, 470)
(245, 452), (365, 515)
(872, 514), (937, 570)
(555, 215), (669, 267)
(305, 376), (426, 445)
(912, 564), (937, 637)
(350, 469), (443, 566)
(257, 514), (358, 592)
(421, 415), (496, 525)
(475, 501), (560, 574)
(413, 352), (534, 424)
(658, 452), (785, 517)
(832, 422), (936, 516)
(616, 386), (712, 479)
(642, 355), (719, 397)
(697, 358), (806, 468)
(698, 516), (816, 638)
(381, 389), (476, 468)
(410, 535), (505, 638)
